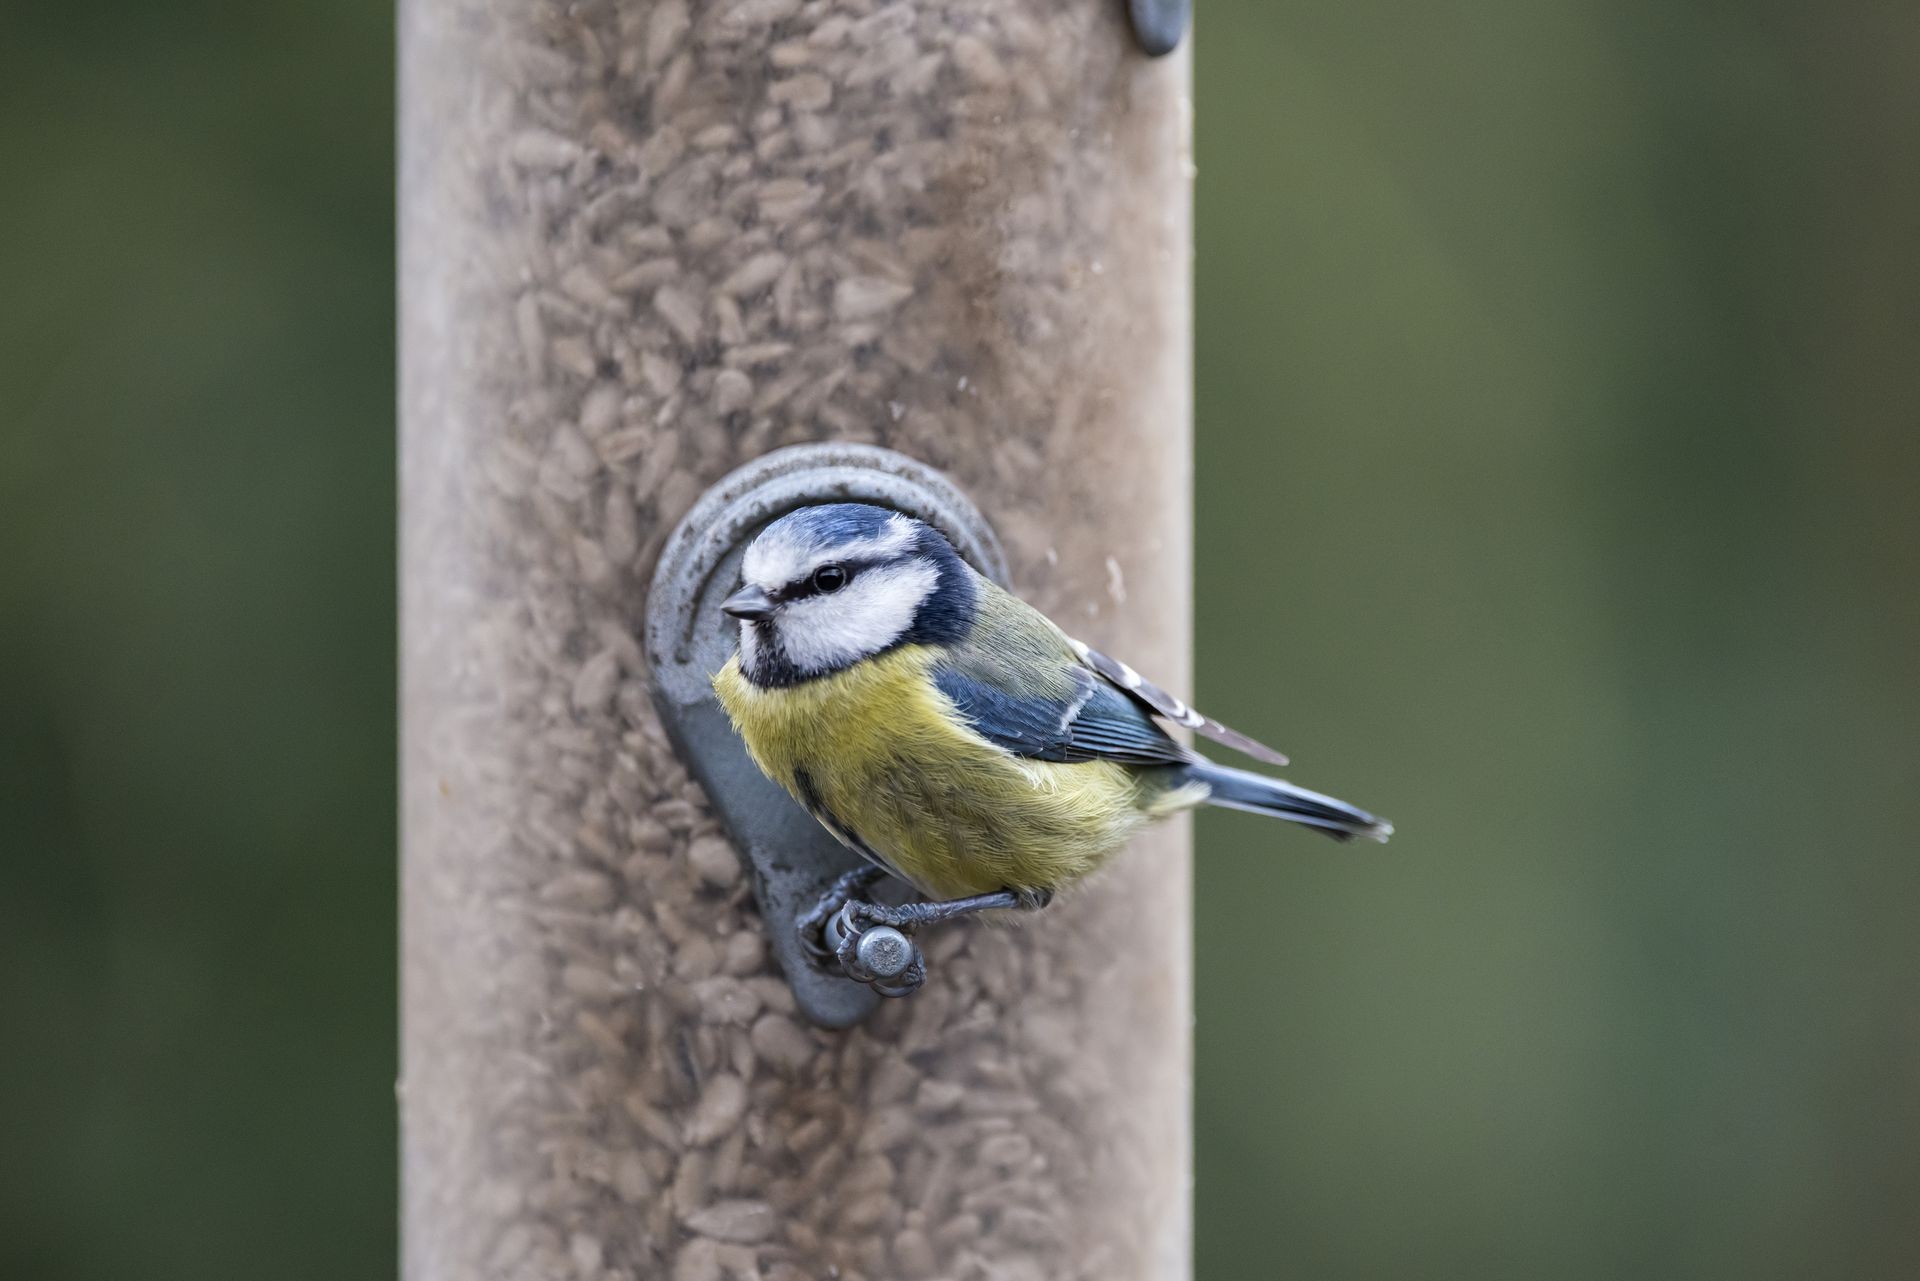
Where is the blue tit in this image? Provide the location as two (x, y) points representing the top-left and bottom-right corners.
(711, 503), (1390, 985)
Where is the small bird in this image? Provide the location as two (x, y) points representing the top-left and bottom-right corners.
(712, 503), (1390, 992)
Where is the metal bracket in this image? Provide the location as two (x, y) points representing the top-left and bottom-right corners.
(1127, 0), (1189, 57)
(643, 444), (1008, 1028)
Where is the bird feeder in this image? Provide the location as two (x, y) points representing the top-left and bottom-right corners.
(400, 1), (1194, 1276)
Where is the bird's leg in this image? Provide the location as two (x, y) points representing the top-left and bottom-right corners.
(797, 864), (889, 966)
(829, 887), (1055, 998)
(846, 888), (1049, 931)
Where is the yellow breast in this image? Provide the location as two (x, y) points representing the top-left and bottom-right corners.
(712, 646), (1170, 899)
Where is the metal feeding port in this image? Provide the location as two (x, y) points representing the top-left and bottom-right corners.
(643, 444), (1008, 1028)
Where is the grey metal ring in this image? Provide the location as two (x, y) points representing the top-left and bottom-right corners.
(647, 443), (1008, 669)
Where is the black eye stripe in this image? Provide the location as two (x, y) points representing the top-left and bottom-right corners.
(772, 554), (889, 602)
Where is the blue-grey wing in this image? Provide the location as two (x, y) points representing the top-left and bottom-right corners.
(1065, 637), (1291, 768)
(933, 663), (1193, 767)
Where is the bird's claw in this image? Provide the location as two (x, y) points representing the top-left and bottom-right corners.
(797, 875), (925, 996)
(825, 902), (925, 998)
(796, 866), (885, 968)
(796, 901), (840, 969)
(797, 878), (1033, 999)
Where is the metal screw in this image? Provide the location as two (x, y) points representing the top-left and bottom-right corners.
(854, 926), (915, 981)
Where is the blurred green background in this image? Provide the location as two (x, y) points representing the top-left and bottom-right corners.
(3, 1), (1916, 1278)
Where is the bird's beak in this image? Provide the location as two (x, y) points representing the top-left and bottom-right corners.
(721, 585), (775, 622)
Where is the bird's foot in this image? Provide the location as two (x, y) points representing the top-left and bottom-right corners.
(797, 865), (888, 968)
(818, 888), (1051, 1000)
(827, 903), (926, 997)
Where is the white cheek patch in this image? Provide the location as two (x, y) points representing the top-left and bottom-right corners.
(742, 513), (918, 589)
(775, 560), (938, 675)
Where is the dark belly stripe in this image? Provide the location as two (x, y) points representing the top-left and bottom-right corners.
(792, 767), (905, 883)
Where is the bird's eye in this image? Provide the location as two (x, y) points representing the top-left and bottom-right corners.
(811, 563), (849, 593)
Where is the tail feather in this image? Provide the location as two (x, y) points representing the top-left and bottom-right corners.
(1184, 761), (1392, 844)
